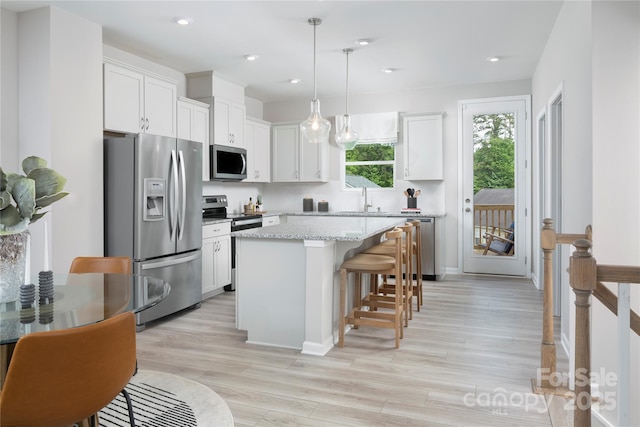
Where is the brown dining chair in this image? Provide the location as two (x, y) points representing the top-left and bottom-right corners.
(0, 311), (137, 427)
(68, 256), (133, 320)
(69, 256), (132, 274)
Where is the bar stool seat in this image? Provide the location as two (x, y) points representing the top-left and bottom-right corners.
(379, 219), (423, 309)
(339, 228), (404, 348)
(364, 222), (414, 324)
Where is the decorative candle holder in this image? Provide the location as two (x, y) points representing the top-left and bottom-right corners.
(19, 283), (35, 309)
(38, 270), (54, 304)
(38, 301), (54, 325)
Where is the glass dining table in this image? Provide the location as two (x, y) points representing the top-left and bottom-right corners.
(0, 273), (170, 387)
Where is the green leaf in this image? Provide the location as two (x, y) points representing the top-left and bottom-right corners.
(22, 156), (48, 175)
(11, 177), (36, 219)
(27, 168), (67, 199)
(35, 191), (69, 209)
(0, 215), (30, 234)
(0, 205), (23, 227)
(0, 190), (10, 210)
(0, 167), (7, 193)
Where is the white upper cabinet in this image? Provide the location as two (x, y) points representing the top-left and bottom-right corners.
(214, 97), (245, 148)
(271, 122), (328, 183)
(103, 62), (177, 138)
(177, 97), (210, 181)
(245, 118), (271, 182)
(401, 113), (444, 180)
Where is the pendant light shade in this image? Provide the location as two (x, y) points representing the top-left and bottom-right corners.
(335, 48), (359, 150)
(300, 18), (331, 144)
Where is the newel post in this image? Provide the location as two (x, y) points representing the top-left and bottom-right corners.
(539, 218), (557, 390)
(569, 239), (597, 427)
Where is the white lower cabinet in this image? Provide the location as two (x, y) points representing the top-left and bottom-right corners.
(202, 222), (231, 296)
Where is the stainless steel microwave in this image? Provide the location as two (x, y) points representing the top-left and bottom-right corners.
(210, 144), (247, 181)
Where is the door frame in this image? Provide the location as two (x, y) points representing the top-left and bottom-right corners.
(457, 95), (532, 277)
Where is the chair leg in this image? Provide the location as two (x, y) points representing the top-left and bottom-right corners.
(120, 388), (136, 426)
(339, 268), (347, 347)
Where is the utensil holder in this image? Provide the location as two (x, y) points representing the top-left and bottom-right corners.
(407, 197), (417, 208)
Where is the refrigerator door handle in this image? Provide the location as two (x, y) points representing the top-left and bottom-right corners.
(169, 149), (179, 242)
(178, 149), (187, 240)
(141, 251), (201, 270)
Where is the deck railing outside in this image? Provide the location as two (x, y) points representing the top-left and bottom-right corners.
(473, 204), (514, 249)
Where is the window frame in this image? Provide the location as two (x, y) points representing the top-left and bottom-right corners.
(341, 142), (397, 191)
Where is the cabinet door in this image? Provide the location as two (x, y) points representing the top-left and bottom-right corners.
(103, 63), (144, 134)
(144, 76), (177, 138)
(201, 238), (216, 295)
(230, 103), (246, 148)
(272, 124), (299, 182)
(403, 114), (443, 180)
(245, 120), (271, 182)
(253, 122), (271, 182)
(177, 100), (193, 140)
(214, 235), (232, 288)
(214, 98), (231, 146)
(299, 131), (328, 182)
(192, 105), (209, 144)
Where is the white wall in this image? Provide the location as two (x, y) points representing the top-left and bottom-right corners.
(592, 2), (640, 425)
(531, 0), (592, 385)
(12, 6), (103, 272)
(263, 79), (531, 272)
(1, 8), (19, 170)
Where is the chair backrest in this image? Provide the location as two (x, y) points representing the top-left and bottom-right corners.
(0, 312), (136, 427)
(69, 256), (132, 274)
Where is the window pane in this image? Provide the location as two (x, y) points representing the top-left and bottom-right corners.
(346, 164), (394, 188)
(345, 144), (395, 162)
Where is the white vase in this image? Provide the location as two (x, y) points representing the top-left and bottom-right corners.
(0, 230), (30, 304)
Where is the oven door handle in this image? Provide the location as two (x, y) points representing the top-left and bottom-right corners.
(232, 218), (262, 228)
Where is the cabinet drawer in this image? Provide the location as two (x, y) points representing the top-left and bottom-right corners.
(203, 221), (231, 238)
(262, 216), (280, 227)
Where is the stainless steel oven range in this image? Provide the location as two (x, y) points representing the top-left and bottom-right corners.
(202, 195), (263, 291)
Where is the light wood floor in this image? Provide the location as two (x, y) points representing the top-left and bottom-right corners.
(135, 275), (569, 427)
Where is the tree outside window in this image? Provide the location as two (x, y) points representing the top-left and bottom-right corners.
(344, 143), (395, 189)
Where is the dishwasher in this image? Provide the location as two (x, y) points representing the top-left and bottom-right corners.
(407, 217), (436, 280)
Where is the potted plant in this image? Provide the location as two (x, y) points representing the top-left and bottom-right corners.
(0, 156), (69, 303)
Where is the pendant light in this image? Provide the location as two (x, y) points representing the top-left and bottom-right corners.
(334, 48), (359, 150)
(300, 18), (331, 144)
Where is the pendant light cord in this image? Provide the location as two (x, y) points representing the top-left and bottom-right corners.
(345, 49), (350, 114)
(313, 20), (317, 100)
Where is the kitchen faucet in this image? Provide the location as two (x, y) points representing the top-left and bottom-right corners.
(362, 187), (373, 213)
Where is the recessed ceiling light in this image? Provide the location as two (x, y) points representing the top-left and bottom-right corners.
(173, 17), (193, 26)
(289, 78), (301, 84)
(243, 54), (259, 61)
(355, 39), (371, 46)
(487, 56), (501, 62)
(381, 68), (394, 74)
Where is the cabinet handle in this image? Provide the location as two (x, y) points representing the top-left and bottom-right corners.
(404, 167), (408, 177)
(145, 118), (150, 131)
(140, 117), (145, 130)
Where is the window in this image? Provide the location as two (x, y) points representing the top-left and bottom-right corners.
(343, 143), (395, 189)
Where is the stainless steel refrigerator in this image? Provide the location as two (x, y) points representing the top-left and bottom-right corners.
(104, 133), (202, 329)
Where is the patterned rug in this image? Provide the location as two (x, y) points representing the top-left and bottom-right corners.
(99, 370), (233, 427)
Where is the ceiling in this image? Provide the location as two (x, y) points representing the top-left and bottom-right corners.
(2, 1), (564, 104)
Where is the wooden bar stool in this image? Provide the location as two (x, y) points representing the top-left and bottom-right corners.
(362, 222), (414, 325)
(339, 228), (404, 348)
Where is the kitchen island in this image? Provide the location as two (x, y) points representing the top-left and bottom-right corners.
(233, 216), (405, 355)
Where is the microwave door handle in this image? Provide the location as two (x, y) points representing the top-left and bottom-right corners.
(169, 149), (179, 241)
(178, 149), (186, 240)
(241, 153), (247, 174)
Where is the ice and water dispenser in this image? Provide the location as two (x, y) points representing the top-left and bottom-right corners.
(143, 178), (166, 221)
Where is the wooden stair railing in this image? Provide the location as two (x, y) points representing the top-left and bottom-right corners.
(569, 239), (640, 427)
(533, 218), (592, 395)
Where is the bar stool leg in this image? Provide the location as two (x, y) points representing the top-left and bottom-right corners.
(339, 268), (347, 347)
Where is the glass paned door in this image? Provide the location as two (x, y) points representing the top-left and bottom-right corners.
(461, 97), (529, 276)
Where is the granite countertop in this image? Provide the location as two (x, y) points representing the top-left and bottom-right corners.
(233, 216), (405, 241)
(258, 211), (446, 218)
